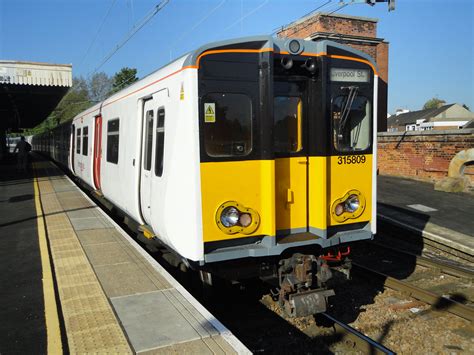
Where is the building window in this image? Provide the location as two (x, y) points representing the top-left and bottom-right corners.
(155, 107), (165, 177)
(107, 119), (120, 164)
(82, 126), (88, 156)
(143, 110), (154, 171)
(76, 128), (81, 154)
(203, 93), (252, 157)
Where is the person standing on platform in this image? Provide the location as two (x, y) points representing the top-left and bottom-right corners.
(13, 136), (31, 173)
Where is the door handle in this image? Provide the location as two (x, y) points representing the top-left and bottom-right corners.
(286, 189), (294, 204)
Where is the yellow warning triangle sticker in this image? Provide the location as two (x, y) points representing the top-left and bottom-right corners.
(206, 105), (214, 115)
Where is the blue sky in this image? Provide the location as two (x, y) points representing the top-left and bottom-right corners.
(1, 0), (473, 113)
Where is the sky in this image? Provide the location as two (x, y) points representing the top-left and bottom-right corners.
(0, 0), (473, 113)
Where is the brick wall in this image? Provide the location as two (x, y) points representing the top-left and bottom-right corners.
(377, 129), (474, 182)
(277, 12), (389, 132)
(278, 13), (377, 39)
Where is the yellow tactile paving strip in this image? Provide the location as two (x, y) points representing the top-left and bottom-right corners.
(34, 162), (132, 354)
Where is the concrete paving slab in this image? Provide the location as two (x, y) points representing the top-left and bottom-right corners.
(94, 262), (161, 297)
(67, 207), (114, 230)
(137, 337), (236, 354)
(111, 290), (215, 352)
(76, 228), (122, 245)
(52, 182), (76, 193)
(163, 288), (218, 338)
(82, 242), (133, 266)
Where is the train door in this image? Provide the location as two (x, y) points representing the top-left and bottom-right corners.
(274, 80), (309, 235)
(93, 115), (102, 190)
(140, 99), (155, 224)
(71, 124), (76, 173)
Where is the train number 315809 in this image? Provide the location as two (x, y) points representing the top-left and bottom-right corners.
(337, 155), (366, 165)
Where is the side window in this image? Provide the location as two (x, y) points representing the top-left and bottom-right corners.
(155, 107), (165, 177)
(107, 119), (120, 164)
(82, 126), (88, 156)
(143, 110), (154, 171)
(76, 128), (81, 154)
(203, 93), (252, 157)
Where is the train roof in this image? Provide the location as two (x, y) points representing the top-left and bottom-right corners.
(183, 35), (377, 69)
(71, 36), (377, 123)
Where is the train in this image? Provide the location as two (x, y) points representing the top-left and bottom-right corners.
(33, 36), (378, 317)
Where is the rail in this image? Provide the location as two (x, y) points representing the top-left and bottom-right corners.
(353, 262), (474, 323)
(321, 313), (395, 355)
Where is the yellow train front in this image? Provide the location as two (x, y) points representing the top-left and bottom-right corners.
(196, 37), (377, 316)
(197, 36), (377, 316)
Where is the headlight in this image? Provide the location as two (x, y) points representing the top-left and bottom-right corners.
(216, 201), (260, 234)
(331, 190), (366, 223)
(344, 195), (360, 213)
(239, 213), (252, 227)
(220, 207), (240, 227)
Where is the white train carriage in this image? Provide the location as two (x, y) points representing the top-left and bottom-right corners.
(36, 36), (378, 316)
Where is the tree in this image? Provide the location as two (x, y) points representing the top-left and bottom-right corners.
(88, 72), (113, 102)
(25, 77), (91, 135)
(462, 104), (470, 111)
(52, 76), (91, 124)
(109, 67), (138, 95)
(423, 98), (446, 110)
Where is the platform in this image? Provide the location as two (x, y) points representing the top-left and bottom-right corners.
(0, 154), (248, 354)
(377, 175), (474, 257)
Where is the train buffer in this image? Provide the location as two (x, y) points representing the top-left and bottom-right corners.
(0, 153), (249, 354)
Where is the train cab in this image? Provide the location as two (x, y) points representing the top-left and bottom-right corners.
(190, 37), (377, 315)
(191, 37), (377, 262)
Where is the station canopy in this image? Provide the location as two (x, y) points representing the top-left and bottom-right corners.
(0, 60), (72, 130)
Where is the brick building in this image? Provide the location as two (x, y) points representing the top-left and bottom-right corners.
(277, 12), (389, 131)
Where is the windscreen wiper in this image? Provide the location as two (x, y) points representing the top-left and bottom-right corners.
(338, 86), (359, 137)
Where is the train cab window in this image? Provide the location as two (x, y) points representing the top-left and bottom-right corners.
(106, 119), (120, 164)
(332, 93), (371, 152)
(76, 128), (81, 154)
(82, 126), (88, 156)
(155, 107), (165, 177)
(203, 93), (252, 157)
(143, 110), (154, 171)
(274, 96), (303, 153)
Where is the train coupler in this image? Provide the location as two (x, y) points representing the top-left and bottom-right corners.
(278, 254), (335, 317)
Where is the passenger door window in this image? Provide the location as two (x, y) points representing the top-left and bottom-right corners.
(143, 110), (154, 171)
(274, 96), (303, 153)
(155, 107), (165, 177)
(76, 128), (81, 154)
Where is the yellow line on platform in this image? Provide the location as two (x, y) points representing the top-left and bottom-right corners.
(33, 163), (63, 354)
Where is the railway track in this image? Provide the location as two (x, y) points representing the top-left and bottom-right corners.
(371, 241), (474, 280)
(321, 313), (394, 355)
(353, 240), (474, 322)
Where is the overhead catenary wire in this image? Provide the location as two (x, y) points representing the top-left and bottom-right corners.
(89, 0), (170, 76)
(222, 0), (269, 32)
(327, 2), (349, 15)
(77, 0), (118, 70)
(169, 0), (227, 60)
(272, 0), (333, 35)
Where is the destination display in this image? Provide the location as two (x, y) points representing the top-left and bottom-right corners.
(330, 68), (370, 83)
